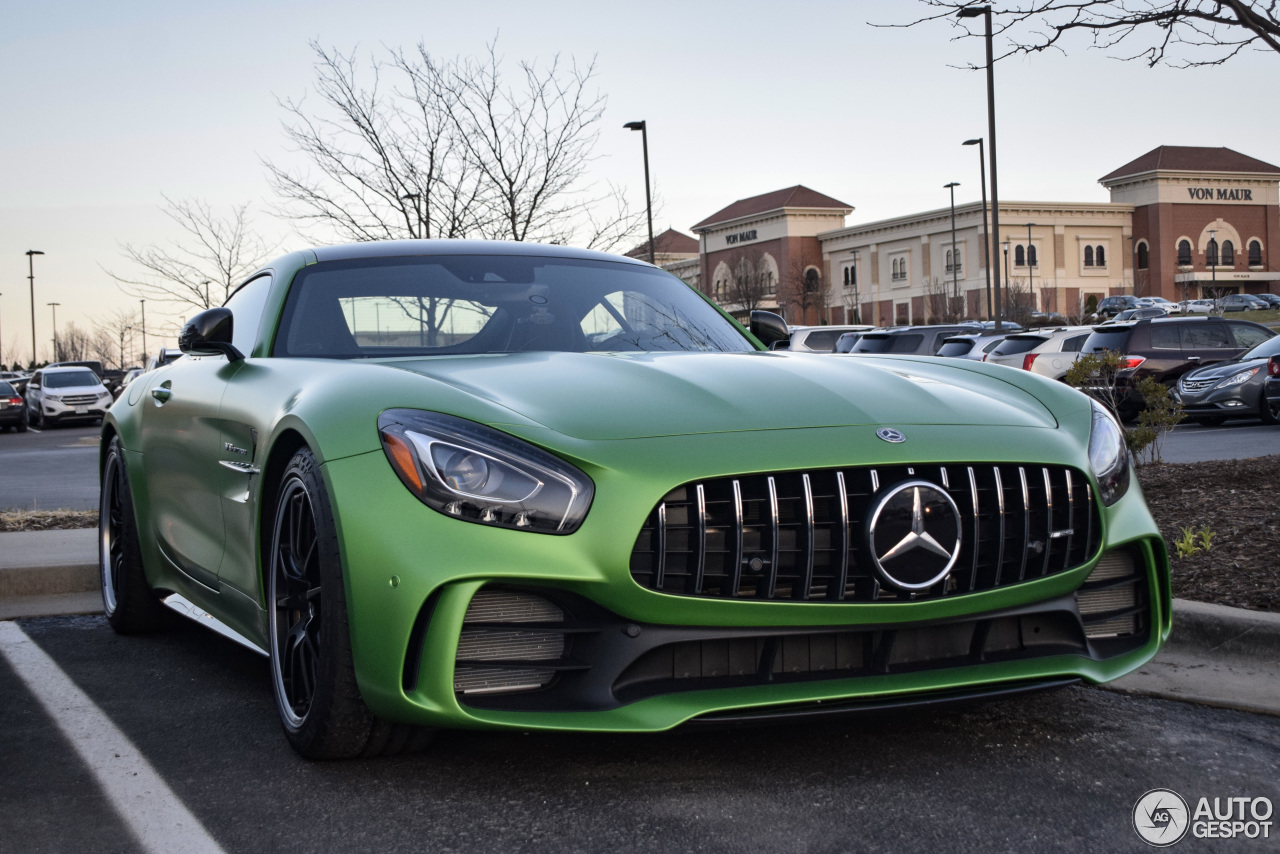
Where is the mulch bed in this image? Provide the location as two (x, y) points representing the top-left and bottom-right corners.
(3, 458), (1276, 612)
(1137, 455), (1279, 613)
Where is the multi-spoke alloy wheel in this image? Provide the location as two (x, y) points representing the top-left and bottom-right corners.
(269, 475), (323, 728)
(99, 436), (167, 633)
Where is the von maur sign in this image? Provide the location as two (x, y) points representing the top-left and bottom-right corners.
(724, 229), (758, 245)
(1187, 187), (1254, 201)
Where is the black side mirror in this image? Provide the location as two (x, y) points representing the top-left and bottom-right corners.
(749, 311), (789, 348)
(179, 308), (244, 361)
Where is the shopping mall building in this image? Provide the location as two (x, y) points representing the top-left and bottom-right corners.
(653, 146), (1280, 325)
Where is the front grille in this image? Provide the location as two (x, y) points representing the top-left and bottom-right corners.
(630, 464), (1101, 602)
(1179, 377), (1216, 394)
(59, 394), (101, 406)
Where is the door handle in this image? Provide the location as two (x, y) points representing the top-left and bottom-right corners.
(151, 387), (172, 403)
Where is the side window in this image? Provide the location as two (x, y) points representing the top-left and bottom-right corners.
(224, 274), (273, 357)
(888, 333), (924, 353)
(1229, 324), (1271, 350)
(1181, 324), (1232, 351)
(1063, 334), (1088, 353)
(1149, 327), (1180, 350)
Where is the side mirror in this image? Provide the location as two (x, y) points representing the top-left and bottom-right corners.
(179, 308), (244, 361)
(749, 310), (789, 348)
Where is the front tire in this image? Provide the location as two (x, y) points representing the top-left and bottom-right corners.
(1261, 389), (1279, 426)
(100, 436), (169, 633)
(267, 447), (434, 760)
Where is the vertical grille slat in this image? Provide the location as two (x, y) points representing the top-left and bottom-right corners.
(631, 463), (1101, 602)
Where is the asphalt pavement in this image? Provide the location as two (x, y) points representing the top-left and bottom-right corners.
(0, 423), (100, 510)
(1160, 420), (1280, 463)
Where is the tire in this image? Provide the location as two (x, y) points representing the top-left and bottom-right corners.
(100, 436), (170, 633)
(16, 410), (27, 433)
(1261, 389), (1279, 426)
(30, 400), (43, 429)
(267, 447), (434, 760)
(1194, 416), (1226, 427)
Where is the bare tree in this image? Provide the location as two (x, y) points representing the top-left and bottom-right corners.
(104, 197), (273, 312)
(894, 2), (1280, 68)
(721, 255), (772, 316)
(267, 40), (647, 251)
(783, 252), (829, 325)
(54, 323), (93, 362)
(924, 277), (966, 323)
(92, 310), (141, 371)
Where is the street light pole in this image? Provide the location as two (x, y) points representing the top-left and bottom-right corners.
(47, 303), (60, 360)
(957, 5), (1002, 330)
(963, 138), (992, 320)
(25, 250), (44, 367)
(400, 193), (427, 239)
(201, 280), (212, 308)
(139, 299), (147, 364)
(1002, 240), (1011, 317)
(944, 182), (961, 318)
(623, 121), (655, 265)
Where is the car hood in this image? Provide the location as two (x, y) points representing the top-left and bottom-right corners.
(380, 351), (1058, 440)
(44, 384), (105, 394)
(1183, 358), (1265, 382)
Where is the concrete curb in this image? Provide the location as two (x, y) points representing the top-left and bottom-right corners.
(1163, 598), (1280, 660)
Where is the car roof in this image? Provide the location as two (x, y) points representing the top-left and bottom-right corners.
(308, 239), (648, 267)
(40, 365), (101, 373)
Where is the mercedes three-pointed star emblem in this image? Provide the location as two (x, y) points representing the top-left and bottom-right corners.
(866, 480), (961, 591)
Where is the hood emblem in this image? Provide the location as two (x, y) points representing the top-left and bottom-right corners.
(876, 428), (906, 444)
(866, 480), (961, 591)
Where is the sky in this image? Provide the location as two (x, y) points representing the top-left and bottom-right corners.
(2, 0), (1277, 364)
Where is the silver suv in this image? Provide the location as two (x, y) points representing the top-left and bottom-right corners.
(25, 366), (112, 428)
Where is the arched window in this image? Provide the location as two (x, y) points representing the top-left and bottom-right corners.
(843, 267), (850, 286)
(1207, 240), (1219, 267)
(945, 249), (952, 269)
(1137, 242), (1149, 269)
(804, 267), (821, 292)
(850, 264), (856, 286)
(1222, 240), (1235, 266)
(1095, 245), (1105, 266)
(1015, 245), (1026, 266)
(1028, 245), (1038, 267)
(1084, 246), (1094, 267)
(1249, 240), (1262, 266)
(1177, 240), (1192, 266)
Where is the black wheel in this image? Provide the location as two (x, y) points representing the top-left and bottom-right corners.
(1194, 416), (1226, 427)
(100, 436), (169, 633)
(267, 447), (434, 760)
(1261, 389), (1279, 426)
(15, 410), (26, 433)
(30, 400), (43, 429)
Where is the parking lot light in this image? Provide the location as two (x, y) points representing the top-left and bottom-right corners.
(26, 250), (44, 368)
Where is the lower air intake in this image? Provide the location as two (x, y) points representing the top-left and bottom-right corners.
(453, 590), (567, 695)
(1076, 549), (1144, 639)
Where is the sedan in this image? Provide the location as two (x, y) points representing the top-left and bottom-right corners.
(1218, 294), (1269, 312)
(1175, 334), (1280, 425)
(100, 240), (1168, 759)
(0, 381), (28, 432)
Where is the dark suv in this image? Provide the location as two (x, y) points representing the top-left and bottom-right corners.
(1095, 295), (1139, 320)
(843, 325), (976, 356)
(1080, 316), (1275, 419)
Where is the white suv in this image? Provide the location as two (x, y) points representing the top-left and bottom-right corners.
(783, 325), (876, 352)
(25, 366), (113, 428)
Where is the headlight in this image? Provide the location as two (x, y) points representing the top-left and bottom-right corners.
(44, 394), (62, 403)
(378, 410), (594, 534)
(1214, 368), (1258, 389)
(1087, 399), (1130, 506)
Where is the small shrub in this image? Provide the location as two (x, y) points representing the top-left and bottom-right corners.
(1174, 524), (1216, 559)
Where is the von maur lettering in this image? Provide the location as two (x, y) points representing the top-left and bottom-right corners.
(1187, 187), (1254, 201)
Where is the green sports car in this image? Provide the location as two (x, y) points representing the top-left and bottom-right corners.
(99, 240), (1169, 759)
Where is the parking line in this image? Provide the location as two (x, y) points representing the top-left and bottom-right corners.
(27, 427), (41, 433)
(0, 621), (226, 854)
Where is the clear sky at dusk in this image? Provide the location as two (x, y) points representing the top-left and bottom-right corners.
(2, 0), (1277, 361)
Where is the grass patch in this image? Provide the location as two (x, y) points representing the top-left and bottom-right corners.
(0, 508), (99, 532)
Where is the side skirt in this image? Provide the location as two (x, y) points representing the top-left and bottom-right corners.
(161, 593), (268, 657)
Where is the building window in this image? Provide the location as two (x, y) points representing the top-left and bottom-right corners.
(1095, 245), (1105, 266)
(843, 267), (849, 286)
(1222, 240), (1235, 266)
(1249, 240), (1263, 266)
(1015, 245), (1025, 267)
(1083, 246), (1094, 267)
(850, 264), (856, 286)
(1137, 242), (1149, 269)
(1028, 245), (1037, 267)
(1207, 240), (1219, 267)
(804, 267), (821, 292)
(1177, 240), (1192, 266)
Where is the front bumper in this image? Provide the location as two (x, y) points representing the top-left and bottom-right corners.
(321, 427), (1170, 732)
(1173, 383), (1264, 418)
(40, 398), (109, 422)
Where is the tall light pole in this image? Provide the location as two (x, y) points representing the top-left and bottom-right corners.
(400, 192), (427, 240)
(1026, 222), (1036, 312)
(963, 138), (992, 319)
(623, 121), (655, 265)
(139, 299), (147, 364)
(47, 303), (60, 360)
(945, 182), (961, 316)
(201, 280), (212, 307)
(26, 250), (44, 367)
(957, 5), (1002, 329)
(1002, 239), (1011, 318)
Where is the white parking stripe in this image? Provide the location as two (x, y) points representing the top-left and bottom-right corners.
(0, 621), (226, 854)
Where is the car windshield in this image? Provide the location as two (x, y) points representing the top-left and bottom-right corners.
(991, 336), (1045, 356)
(273, 255), (753, 358)
(1241, 336), (1280, 360)
(1082, 327), (1132, 353)
(43, 370), (100, 388)
(937, 339), (975, 357)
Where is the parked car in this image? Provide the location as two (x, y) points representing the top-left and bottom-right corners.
(0, 380), (28, 432)
(1174, 334), (1280, 425)
(1217, 294), (1269, 312)
(1179, 299), (1215, 315)
(1095, 295), (1140, 320)
(1265, 355), (1280, 422)
(1139, 297), (1180, 315)
(1079, 316), (1275, 420)
(98, 240), (1167, 759)
(0, 371), (31, 396)
(24, 366), (113, 427)
(114, 368), (146, 398)
(1106, 307), (1168, 323)
(1253, 293), (1280, 309)
(784, 325), (876, 353)
(983, 327), (1094, 376)
(843, 324), (976, 356)
(144, 348), (184, 372)
(936, 333), (1010, 361)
